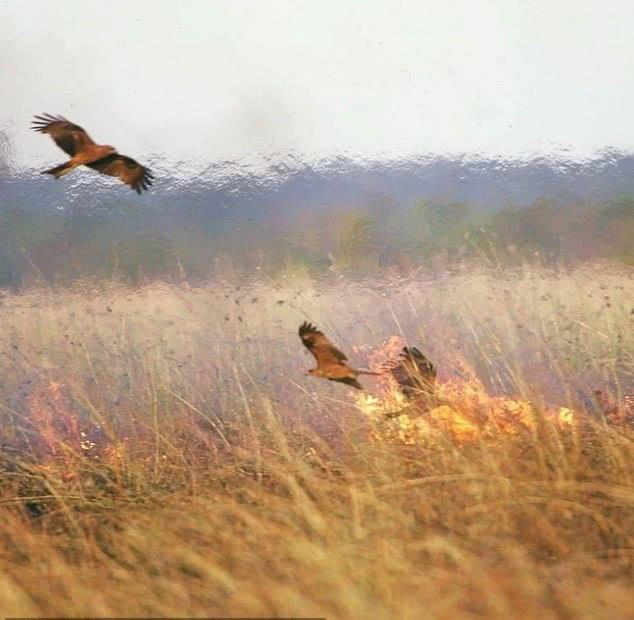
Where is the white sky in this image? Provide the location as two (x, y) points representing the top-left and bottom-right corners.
(3, 0), (634, 169)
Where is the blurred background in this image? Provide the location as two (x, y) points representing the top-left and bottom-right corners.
(1, 0), (634, 287)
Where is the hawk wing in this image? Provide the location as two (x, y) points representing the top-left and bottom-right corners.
(87, 154), (154, 194)
(31, 114), (95, 156)
(298, 321), (348, 369)
(383, 346), (436, 399)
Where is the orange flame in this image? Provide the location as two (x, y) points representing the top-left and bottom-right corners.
(357, 354), (582, 446)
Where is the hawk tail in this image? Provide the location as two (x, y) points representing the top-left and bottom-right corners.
(43, 161), (76, 178)
(337, 376), (364, 390)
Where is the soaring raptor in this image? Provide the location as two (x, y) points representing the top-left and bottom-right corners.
(382, 346), (436, 401)
(382, 346), (438, 418)
(298, 321), (379, 390)
(32, 114), (153, 194)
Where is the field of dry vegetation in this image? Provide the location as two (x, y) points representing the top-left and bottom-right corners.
(0, 261), (633, 618)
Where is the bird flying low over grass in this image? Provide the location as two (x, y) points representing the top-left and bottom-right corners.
(382, 346), (436, 401)
(298, 321), (379, 390)
(32, 114), (153, 194)
(382, 346), (438, 418)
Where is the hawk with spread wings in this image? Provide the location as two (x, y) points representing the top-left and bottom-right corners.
(298, 321), (379, 390)
(382, 346), (436, 401)
(381, 346), (439, 419)
(32, 114), (153, 194)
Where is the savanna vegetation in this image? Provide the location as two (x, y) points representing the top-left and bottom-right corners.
(0, 262), (632, 618)
(2, 132), (634, 616)
(1, 193), (633, 288)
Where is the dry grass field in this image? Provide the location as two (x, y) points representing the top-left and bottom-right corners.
(0, 261), (633, 618)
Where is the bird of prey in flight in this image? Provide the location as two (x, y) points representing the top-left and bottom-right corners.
(382, 346), (438, 417)
(382, 346), (436, 400)
(32, 114), (153, 194)
(298, 321), (379, 390)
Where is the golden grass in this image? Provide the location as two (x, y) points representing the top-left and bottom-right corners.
(0, 262), (633, 618)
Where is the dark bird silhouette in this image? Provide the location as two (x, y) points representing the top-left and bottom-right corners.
(382, 346), (436, 400)
(298, 321), (379, 390)
(31, 114), (153, 193)
(382, 346), (438, 417)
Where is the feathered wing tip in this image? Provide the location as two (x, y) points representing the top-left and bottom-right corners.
(299, 321), (321, 338)
(381, 345), (437, 389)
(298, 321), (327, 347)
(403, 346), (437, 379)
(90, 154), (155, 194)
(31, 113), (68, 132)
(382, 348), (440, 415)
(133, 167), (154, 194)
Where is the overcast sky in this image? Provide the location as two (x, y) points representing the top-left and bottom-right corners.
(3, 0), (634, 169)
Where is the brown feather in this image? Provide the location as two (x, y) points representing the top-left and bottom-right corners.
(31, 114), (95, 157)
(298, 321), (371, 389)
(382, 346), (436, 400)
(337, 376), (364, 390)
(299, 321), (348, 367)
(87, 154), (154, 194)
(32, 114), (153, 193)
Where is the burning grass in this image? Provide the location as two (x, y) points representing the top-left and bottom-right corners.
(0, 262), (633, 618)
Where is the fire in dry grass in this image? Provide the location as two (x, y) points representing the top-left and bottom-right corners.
(7, 337), (630, 468)
(357, 345), (579, 445)
(26, 379), (84, 458)
(8, 376), (110, 467)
